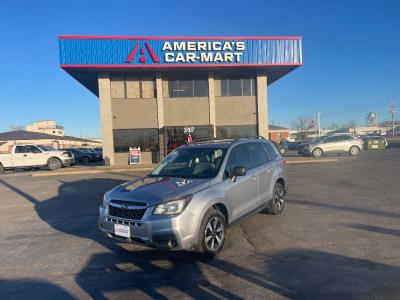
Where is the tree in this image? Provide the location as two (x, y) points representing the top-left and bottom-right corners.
(291, 115), (312, 133)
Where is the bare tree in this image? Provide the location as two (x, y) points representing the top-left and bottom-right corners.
(291, 115), (312, 133)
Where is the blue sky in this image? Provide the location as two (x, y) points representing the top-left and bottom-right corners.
(0, 0), (399, 137)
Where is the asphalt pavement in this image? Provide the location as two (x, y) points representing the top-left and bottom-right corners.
(0, 149), (399, 299)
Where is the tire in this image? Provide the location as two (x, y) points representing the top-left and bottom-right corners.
(47, 158), (62, 171)
(196, 208), (226, 256)
(267, 182), (286, 215)
(312, 147), (323, 158)
(0, 163), (4, 173)
(80, 156), (90, 165)
(349, 146), (360, 156)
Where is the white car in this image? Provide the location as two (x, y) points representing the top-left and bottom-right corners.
(0, 144), (75, 172)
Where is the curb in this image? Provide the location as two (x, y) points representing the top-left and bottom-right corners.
(286, 158), (338, 164)
(30, 166), (154, 177)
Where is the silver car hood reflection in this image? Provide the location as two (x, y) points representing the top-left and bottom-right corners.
(109, 176), (210, 206)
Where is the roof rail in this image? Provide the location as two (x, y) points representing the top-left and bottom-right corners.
(186, 136), (265, 145)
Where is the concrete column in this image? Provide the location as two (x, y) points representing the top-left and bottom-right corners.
(98, 72), (115, 165)
(256, 72), (269, 139)
(156, 73), (165, 159)
(208, 73), (217, 138)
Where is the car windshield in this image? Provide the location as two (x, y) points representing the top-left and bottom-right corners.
(37, 145), (54, 151)
(149, 147), (227, 179)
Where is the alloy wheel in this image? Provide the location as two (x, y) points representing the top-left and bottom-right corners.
(204, 216), (225, 251)
(275, 185), (285, 211)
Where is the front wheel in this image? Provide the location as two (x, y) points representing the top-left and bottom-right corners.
(47, 158), (62, 171)
(196, 208), (226, 256)
(267, 182), (286, 215)
(312, 147), (323, 158)
(349, 146), (360, 156)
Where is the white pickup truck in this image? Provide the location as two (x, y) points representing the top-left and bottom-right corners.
(0, 144), (75, 173)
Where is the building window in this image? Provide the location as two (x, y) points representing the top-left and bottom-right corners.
(216, 125), (257, 139)
(168, 79), (209, 98)
(110, 76), (156, 99)
(220, 78), (255, 96)
(165, 125), (213, 153)
(113, 128), (159, 153)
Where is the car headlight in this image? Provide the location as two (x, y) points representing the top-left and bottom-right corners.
(102, 191), (111, 207)
(153, 195), (193, 215)
(62, 152), (70, 158)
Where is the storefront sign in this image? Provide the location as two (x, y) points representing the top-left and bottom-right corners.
(59, 36), (302, 67)
(129, 147), (141, 164)
(184, 126), (195, 134)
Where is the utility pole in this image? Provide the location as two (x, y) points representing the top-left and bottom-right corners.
(316, 112), (322, 138)
(389, 98), (397, 136)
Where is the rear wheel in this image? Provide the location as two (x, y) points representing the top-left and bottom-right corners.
(312, 147), (323, 158)
(267, 182), (286, 215)
(47, 158), (62, 171)
(349, 146), (360, 156)
(196, 208), (226, 256)
(0, 163), (4, 173)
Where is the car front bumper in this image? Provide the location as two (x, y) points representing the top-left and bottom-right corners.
(98, 205), (199, 251)
(62, 158), (75, 166)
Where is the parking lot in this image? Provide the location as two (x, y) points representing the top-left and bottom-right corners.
(0, 149), (400, 299)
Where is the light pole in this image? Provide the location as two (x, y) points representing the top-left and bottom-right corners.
(389, 97), (397, 136)
(316, 112), (322, 138)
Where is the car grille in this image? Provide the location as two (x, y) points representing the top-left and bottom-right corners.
(109, 201), (147, 220)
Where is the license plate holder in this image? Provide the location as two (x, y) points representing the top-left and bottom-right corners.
(114, 224), (131, 238)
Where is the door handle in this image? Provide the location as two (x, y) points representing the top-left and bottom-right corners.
(23, 154), (27, 157)
(267, 168), (272, 173)
(250, 174), (258, 180)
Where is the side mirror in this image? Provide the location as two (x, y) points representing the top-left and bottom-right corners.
(232, 167), (246, 177)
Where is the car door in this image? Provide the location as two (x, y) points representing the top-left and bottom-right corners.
(12, 146), (28, 167)
(246, 142), (272, 207)
(224, 143), (259, 222)
(321, 136), (340, 153)
(24, 145), (45, 166)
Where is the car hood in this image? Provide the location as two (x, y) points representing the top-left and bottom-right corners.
(108, 176), (210, 206)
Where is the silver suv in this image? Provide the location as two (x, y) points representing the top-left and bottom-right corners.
(299, 135), (363, 158)
(99, 138), (287, 255)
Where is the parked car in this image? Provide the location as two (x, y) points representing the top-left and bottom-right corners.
(99, 137), (287, 255)
(65, 148), (94, 165)
(0, 144), (74, 172)
(298, 135), (363, 158)
(78, 148), (100, 161)
(80, 148), (101, 161)
(362, 136), (388, 149)
(271, 140), (288, 154)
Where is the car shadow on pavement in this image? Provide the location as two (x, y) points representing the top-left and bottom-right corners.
(0, 278), (75, 300)
(2, 178), (400, 299)
(289, 198), (400, 219)
(346, 223), (400, 238)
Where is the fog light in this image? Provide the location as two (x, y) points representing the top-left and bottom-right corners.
(168, 240), (177, 248)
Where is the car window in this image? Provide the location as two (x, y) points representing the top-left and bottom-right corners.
(27, 146), (42, 153)
(224, 144), (252, 177)
(262, 142), (278, 161)
(15, 146), (26, 153)
(246, 142), (268, 167)
(150, 147), (227, 179)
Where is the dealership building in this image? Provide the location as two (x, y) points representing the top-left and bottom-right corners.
(59, 36), (302, 165)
